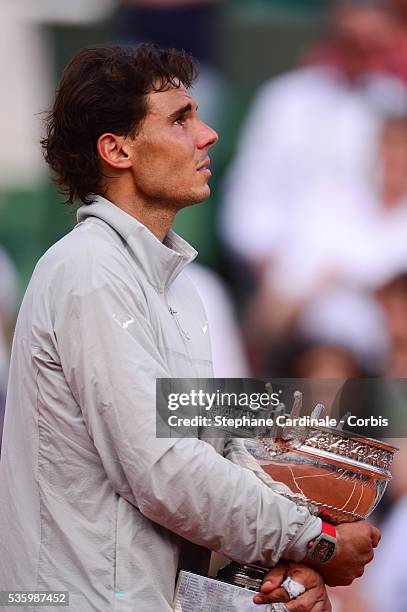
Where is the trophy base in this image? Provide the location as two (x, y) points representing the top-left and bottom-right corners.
(172, 570), (288, 611)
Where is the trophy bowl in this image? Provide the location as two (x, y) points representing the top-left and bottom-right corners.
(253, 427), (398, 524)
(173, 390), (398, 610)
(213, 427), (398, 600)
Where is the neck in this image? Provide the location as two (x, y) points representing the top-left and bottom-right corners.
(103, 186), (177, 242)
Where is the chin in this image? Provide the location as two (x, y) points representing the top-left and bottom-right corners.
(196, 184), (211, 202)
(180, 186), (211, 208)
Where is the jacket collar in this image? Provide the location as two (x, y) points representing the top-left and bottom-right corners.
(76, 196), (197, 291)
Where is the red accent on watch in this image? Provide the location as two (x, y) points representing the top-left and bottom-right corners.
(307, 520), (337, 563)
(321, 521), (336, 539)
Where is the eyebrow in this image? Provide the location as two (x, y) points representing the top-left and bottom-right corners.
(168, 102), (198, 121)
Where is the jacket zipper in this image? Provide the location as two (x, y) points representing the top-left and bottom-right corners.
(168, 306), (191, 341)
(163, 289), (191, 343)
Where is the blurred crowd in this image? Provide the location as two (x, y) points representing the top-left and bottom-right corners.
(1, 1), (407, 610)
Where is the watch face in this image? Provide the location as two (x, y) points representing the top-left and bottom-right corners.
(310, 538), (336, 563)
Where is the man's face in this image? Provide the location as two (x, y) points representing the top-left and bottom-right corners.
(128, 84), (218, 209)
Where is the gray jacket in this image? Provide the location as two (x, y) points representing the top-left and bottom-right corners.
(0, 197), (320, 611)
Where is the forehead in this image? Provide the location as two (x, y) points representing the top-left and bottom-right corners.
(145, 84), (196, 116)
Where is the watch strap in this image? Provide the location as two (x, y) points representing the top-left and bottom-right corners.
(307, 520), (337, 564)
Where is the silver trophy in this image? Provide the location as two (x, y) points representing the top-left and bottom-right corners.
(247, 393), (397, 524)
(172, 391), (398, 611)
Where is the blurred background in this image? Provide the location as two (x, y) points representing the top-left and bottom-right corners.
(1, 1), (407, 609)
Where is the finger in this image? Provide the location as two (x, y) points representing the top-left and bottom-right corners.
(301, 603), (330, 612)
(355, 566), (365, 579)
(285, 586), (326, 612)
(366, 549), (374, 564)
(309, 598), (332, 612)
(253, 595), (266, 605)
(289, 565), (320, 589)
(258, 586), (290, 604)
(253, 562), (289, 606)
(252, 593), (291, 606)
(371, 526), (381, 548)
(261, 561), (289, 591)
(311, 593), (332, 612)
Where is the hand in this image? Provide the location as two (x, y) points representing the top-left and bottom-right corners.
(305, 520), (381, 587)
(253, 560), (331, 611)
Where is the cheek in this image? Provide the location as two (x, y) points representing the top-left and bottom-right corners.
(138, 139), (193, 179)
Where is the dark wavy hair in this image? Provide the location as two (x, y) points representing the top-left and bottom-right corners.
(41, 44), (198, 205)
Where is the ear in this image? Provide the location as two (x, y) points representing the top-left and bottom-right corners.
(97, 133), (133, 169)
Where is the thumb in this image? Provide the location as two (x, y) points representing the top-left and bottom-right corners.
(260, 561), (289, 593)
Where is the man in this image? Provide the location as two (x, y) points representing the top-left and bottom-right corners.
(0, 45), (379, 611)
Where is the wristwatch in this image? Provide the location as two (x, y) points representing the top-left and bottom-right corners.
(306, 521), (337, 563)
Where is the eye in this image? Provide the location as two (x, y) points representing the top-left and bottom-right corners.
(174, 113), (188, 126)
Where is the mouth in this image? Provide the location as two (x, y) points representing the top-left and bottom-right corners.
(197, 157), (211, 177)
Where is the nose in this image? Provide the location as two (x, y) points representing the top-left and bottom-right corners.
(197, 119), (219, 150)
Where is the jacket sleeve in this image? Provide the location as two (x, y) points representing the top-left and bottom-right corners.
(222, 437), (321, 561)
(54, 266), (321, 567)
